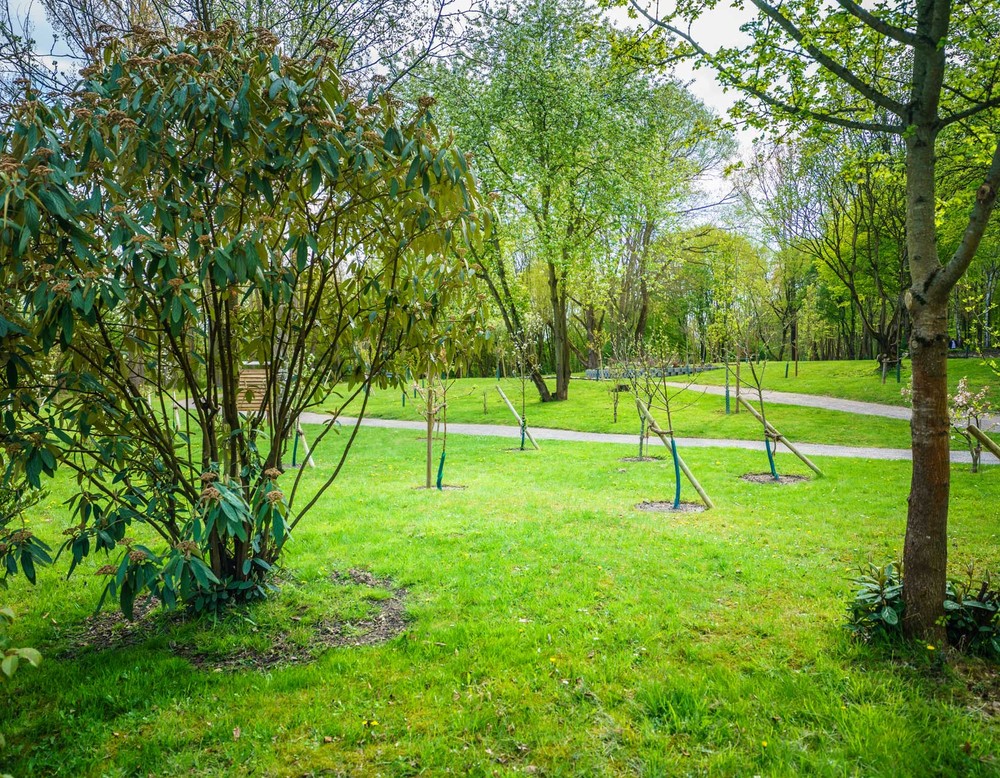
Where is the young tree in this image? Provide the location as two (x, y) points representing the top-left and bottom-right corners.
(0, 25), (486, 614)
(948, 379), (996, 474)
(625, 0), (1000, 640)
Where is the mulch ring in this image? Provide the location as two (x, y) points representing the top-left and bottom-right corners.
(620, 456), (664, 463)
(741, 473), (810, 485)
(58, 568), (408, 672)
(58, 595), (173, 658)
(635, 500), (706, 513)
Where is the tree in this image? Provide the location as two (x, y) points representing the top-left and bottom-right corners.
(428, 0), (730, 400)
(0, 25), (486, 614)
(625, 0), (1000, 640)
(430, 0), (622, 400)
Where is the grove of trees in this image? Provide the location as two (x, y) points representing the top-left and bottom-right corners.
(1, 0), (998, 648)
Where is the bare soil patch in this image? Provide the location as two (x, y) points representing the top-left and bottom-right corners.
(59, 568), (408, 671)
(635, 500), (706, 513)
(59, 596), (172, 657)
(955, 660), (1000, 719)
(741, 473), (810, 484)
(620, 456), (664, 462)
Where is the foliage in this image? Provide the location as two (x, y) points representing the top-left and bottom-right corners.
(944, 565), (1000, 656)
(0, 24), (486, 615)
(0, 479), (49, 587)
(427, 0), (731, 399)
(846, 561), (905, 638)
(848, 561), (1000, 657)
(949, 377), (996, 472)
(0, 606), (40, 683)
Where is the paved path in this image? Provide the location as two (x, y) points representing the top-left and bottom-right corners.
(299, 413), (998, 466)
(664, 382), (1000, 428)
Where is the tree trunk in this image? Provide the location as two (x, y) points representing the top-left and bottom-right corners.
(548, 260), (571, 401)
(584, 305), (602, 370)
(475, 242), (554, 402)
(634, 277), (649, 345)
(902, 298), (950, 641)
(901, 125), (949, 642)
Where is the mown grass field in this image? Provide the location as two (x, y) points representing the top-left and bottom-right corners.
(3, 425), (1000, 776)
(691, 358), (999, 407)
(323, 370), (989, 450)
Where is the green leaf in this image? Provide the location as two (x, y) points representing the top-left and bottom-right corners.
(17, 647), (41, 667)
(2, 654), (19, 678)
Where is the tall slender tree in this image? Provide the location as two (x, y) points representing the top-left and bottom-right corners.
(625, 0), (1000, 639)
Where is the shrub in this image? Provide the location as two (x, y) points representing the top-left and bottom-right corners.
(847, 561), (1000, 657)
(0, 25), (486, 615)
(0, 479), (50, 586)
(846, 561), (904, 638)
(0, 606), (40, 681)
(944, 565), (1000, 656)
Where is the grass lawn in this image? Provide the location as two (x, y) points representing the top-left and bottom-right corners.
(3, 426), (1000, 776)
(327, 377), (920, 450)
(691, 358), (1000, 408)
(320, 373), (1000, 451)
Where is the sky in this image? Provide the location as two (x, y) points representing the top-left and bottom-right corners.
(13, 0), (753, 129)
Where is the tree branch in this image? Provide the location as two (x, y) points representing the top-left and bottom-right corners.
(832, 0), (918, 46)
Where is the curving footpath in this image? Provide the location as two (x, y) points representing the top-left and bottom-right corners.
(664, 381), (1000, 428)
(299, 413), (999, 466)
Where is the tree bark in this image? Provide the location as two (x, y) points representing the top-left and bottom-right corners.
(901, 118), (949, 641)
(902, 297), (950, 641)
(548, 260), (571, 400)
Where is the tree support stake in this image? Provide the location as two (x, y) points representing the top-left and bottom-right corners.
(496, 386), (539, 450)
(969, 424), (1000, 460)
(737, 397), (823, 477)
(635, 398), (714, 509)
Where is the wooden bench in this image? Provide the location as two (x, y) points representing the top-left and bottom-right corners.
(236, 368), (269, 413)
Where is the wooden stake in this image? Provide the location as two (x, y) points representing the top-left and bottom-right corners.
(426, 386), (435, 488)
(737, 396), (824, 476)
(496, 386), (539, 450)
(297, 422), (316, 468)
(635, 398), (714, 509)
(968, 424), (1000, 460)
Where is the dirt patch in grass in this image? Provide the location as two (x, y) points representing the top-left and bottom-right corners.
(741, 473), (810, 484)
(955, 660), (1000, 719)
(413, 485), (467, 491)
(635, 501), (706, 513)
(59, 569), (408, 671)
(325, 568), (409, 647)
(620, 456), (664, 462)
(59, 596), (172, 658)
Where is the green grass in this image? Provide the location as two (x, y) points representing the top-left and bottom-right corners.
(691, 358), (1000, 407)
(323, 375), (968, 450)
(3, 426), (1000, 776)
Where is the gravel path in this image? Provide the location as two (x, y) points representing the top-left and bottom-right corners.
(299, 413), (998, 466)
